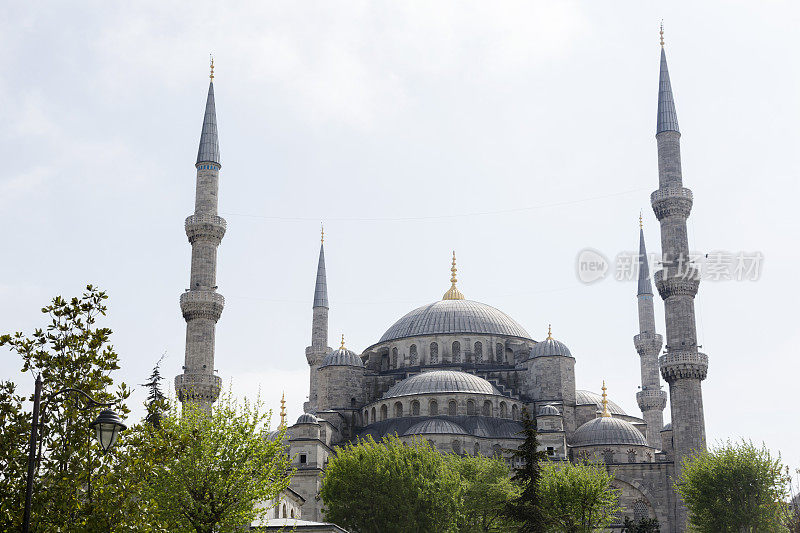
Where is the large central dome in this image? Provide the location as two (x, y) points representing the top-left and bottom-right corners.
(377, 299), (532, 344)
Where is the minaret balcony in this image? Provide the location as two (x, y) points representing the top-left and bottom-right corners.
(636, 388), (668, 411)
(175, 372), (222, 403)
(185, 214), (227, 244)
(634, 332), (663, 355)
(659, 351), (708, 382)
(654, 269), (700, 299)
(651, 186), (693, 219)
(180, 290), (225, 322)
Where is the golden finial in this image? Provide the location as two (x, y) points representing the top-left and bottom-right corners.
(639, 211), (643, 229)
(210, 55), (215, 81)
(340, 334), (346, 350)
(442, 251), (465, 300)
(321, 223), (324, 244)
(601, 380), (612, 417)
(546, 324), (553, 340)
(280, 392), (286, 429)
(659, 21), (664, 47)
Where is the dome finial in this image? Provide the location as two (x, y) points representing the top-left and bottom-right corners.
(340, 334), (346, 350)
(321, 222), (324, 244)
(547, 324), (553, 340)
(209, 54), (215, 81)
(442, 250), (465, 300)
(639, 210), (643, 229)
(280, 392), (286, 429)
(601, 381), (612, 417)
(659, 21), (665, 47)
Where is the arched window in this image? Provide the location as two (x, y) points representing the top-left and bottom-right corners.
(466, 400), (476, 415)
(290, 509), (295, 518)
(500, 402), (507, 418)
(474, 342), (483, 363)
(371, 407), (376, 422)
(452, 440), (461, 454)
(411, 400), (420, 416)
(409, 344), (418, 366)
(603, 449), (614, 464)
(496, 343), (504, 363)
(380, 404), (387, 421)
(633, 499), (649, 522)
(512, 404), (519, 421)
(429, 399), (438, 416)
(474, 442), (480, 456)
(364, 410), (369, 424)
(394, 402), (403, 418)
(430, 342), (438, 364)
(492, 444), (502, 458)
(627, 449), (636, 463)
(448, 400), (457, 416)
(482, 400), (492, 417)
(452, 341), (461, 363)
(274, 506), (280, 518)
(391, 347), (398, 368)
(282, 504), (287, 518)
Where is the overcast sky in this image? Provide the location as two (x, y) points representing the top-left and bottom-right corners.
(2, 1), (799, 469)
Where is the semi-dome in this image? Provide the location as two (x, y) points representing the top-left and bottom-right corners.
(382, 370), (501, 399)
(576, 390), (627, 416)
(572, 417), (647, 447)
(538, 404), (560, 416)
(376, 299), (532, 345)
(296, 413), (320, 425)
(403, 418), (468, 436)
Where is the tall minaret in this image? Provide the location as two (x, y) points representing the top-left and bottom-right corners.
(651, 27), (708, 464)
(175, 59), (226, 411)
(304, 226), (331, 413)
(634, 215), (667, 449)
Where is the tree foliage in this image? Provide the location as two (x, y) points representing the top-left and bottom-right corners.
(450, 453), (520, 532)
(505, 407), (547, 532)
(622, 515), (661, 532)
(0, 285), (130, 532)
(676, 440), (789, 533)
(141, 353), (167, 427)
(537, 460), (621, 533)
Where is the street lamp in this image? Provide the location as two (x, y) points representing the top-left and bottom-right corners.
(22, 374), (127, 533)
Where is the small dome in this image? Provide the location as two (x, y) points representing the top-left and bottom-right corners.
(575, 390), (627, 416)
(296, 413), (320, 425)
(382, 370), (501, 400)
(661, 422), (672, 431)
(571, 417), (647, 447)
(530, 338), (572, 358)
(320, 347), (364, 368)
(538, 404), (560, 416)
(403, 418), (467, 436)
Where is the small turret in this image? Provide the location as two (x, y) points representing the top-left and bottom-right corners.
(305, 226), (332, 413)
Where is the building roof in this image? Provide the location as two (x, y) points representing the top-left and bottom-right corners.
(571, 416), (647, 447)
(313, 243), (328, 309)
(376, 299), (532, 345)
(320, 347), (364, 368)
(538, 404), (560, 416)
(529, 338), (572, 358)
(657, 47), (680, 135)
(638, 227), (653, 296)
(296, 413), (320, 425)
(403, 418), (467, 436)
(381, 370), (501, 399)
(575, 390), (627, 416)
(359, 415), (524, 441)
(196, 82), (220, 166)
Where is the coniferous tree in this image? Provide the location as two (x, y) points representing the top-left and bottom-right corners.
(505, 407), (547, 533)
(141, 353), (167, 427)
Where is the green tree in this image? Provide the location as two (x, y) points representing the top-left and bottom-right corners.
(505, 408), (547, 532)
(537, 460), (620, 533)
(676, 440), (789, 533)
(320, 435), (463, 533)
(0, 380), (30, 532)
(621, 515), (661, 532)
(452, 453), (520, 532)
(0, 285), (130, 532)
(141, 353), (168, 427)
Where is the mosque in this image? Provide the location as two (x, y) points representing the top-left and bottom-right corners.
(175, 31), (708, 532)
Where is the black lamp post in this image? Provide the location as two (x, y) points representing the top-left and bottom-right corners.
(21, 374), (127, 533)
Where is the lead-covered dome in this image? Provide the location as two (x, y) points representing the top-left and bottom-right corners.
(403, 418), (468, 436)
(571, 417), (647, 447)
(530, 338), (572, 358)
(321, 347), (363, 368)
(296, 413), (320, 425)
(576, 390), (627, 416)
(376, 300), (532, 344)
(382, 370), (501, 399)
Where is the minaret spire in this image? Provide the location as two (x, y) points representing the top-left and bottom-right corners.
(305, 230), (332, 413)
(175, 64), (227, 411)
(634, 218), (667, 449)
(657, 26), (680, 136)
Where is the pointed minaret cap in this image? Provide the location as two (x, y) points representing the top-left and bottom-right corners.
(601, 381), (612, 417)
(196, 57), (221, 167)
(656, 24), (680, 135)
(638, 216), (653, 296)
(313, 231), (329, 309)
(442, 251), (465, 300)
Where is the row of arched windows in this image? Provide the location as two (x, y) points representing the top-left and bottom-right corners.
(387, 341), (507, 368)
(363, 399), (520, 424)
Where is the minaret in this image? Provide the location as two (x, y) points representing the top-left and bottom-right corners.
(304, 226), (331, 413)
(175, 59), (226, 411)
(651, 26), (708, 463)
(634, 215), (667, 449)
